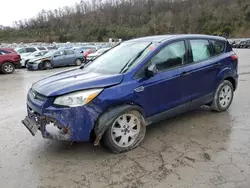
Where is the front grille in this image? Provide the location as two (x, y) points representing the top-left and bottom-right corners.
(30, 89), (46, 101)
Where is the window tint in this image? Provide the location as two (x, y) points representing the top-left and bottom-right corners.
(190, 40), (212, 62)
(26, 48), (36, 53)
(54, 51), (64, 56)
(0, 49), (11, 54)
(150, 41), (186, 72)
(211, 40), (225, 55)
(17, 48), (26, 53)
(38, 47), (46, 50)
(65, 50), (75, 55)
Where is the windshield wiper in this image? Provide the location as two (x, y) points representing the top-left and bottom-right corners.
(80, 42), (122, 69)
(119, 42), (152, 74)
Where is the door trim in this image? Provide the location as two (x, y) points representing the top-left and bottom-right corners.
(146, 101), (191, 125)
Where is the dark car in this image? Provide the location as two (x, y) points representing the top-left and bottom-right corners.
(0, 49), (21, 74)
(22, 34), (238, 153)
(27, 49), (84, 70)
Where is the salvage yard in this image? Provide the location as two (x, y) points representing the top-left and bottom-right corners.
(1, 49), (250, 188)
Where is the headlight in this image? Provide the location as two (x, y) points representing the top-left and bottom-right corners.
(53, 88), (103, 107)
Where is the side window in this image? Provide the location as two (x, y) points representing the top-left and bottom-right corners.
(65, 50), (75, 55)
(26, 48), (36, 53)
(190, 40), (212, 62)
(54, 51), (64, 56)
(210, 40), (225, 55)
(150, 41), (186, 72)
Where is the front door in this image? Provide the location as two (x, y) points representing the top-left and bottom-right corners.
(134, 40), (191, 118)
(52, 50), (66, 67)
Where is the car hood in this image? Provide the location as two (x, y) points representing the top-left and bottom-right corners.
(32, 68), (124, 97)
(29, 56), (51, 62)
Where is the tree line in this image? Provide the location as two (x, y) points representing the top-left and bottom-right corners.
(0, 0), (250, 42)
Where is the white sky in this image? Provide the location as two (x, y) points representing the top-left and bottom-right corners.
(0, 0), (79, 26)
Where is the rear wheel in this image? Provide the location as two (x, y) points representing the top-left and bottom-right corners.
(75, 58), (82, 66)
(1, 62), (15, 74)
(211, 80), (234, 112)
(103, 110), (146, 153)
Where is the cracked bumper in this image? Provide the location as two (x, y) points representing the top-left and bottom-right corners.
(22, 90), (102, 141)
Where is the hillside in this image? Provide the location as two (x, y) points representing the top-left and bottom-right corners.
(0, 0), (250, 42)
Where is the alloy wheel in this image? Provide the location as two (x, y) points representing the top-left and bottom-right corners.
(219, 85), (232, 108)
(111, 114), (140, 148)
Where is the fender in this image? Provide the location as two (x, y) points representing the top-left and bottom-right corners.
(93, 104), (145, 146)
(216, 67), (237, 88)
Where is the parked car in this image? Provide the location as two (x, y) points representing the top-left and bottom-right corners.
(0, 47), (17, 54)
(0, 49), (21, 74)
(20, 50), (48, 67)
(27, 49), (84, 70)
(86, 47), (110, 62)
(73, 46), (97, 57)
(15, 46), (48, 56)
(22, 34), (238, 153)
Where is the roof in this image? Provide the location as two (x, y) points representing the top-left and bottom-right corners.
(126, 34), (227, 43)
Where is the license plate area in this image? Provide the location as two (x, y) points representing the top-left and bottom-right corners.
(22, 116), (38, 136)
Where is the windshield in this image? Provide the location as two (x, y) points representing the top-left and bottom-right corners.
(43, 50), (56, 57)
(83, 42), (157, 74)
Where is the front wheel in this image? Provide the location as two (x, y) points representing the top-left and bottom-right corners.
(103, 110), (146, 153)
(211, 80), (234, 112)
(44, 61), (52, 69)
(1, 62), (15, 74)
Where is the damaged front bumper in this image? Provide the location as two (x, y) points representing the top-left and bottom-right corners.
(22, 89), (102, 142)
(22, 110), (71, 141)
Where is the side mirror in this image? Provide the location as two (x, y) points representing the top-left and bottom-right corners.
(146, 64), (157, 77)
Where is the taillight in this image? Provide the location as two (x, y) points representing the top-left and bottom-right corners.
(231, 54), (238, 61)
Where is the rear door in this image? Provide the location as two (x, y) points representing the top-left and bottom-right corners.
(64, 50), (76, 65)
(181, 39), (225, 106)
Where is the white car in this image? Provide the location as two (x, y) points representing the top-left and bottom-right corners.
(86, 47), (110, 61)
(20, 50), (48, 67)
(15, 46), (48, 56)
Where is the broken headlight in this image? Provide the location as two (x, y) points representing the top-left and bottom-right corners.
(53, 88), (103, 107)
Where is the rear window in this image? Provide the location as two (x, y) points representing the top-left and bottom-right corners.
(38, 47), (46, 50)
(26, 48), (36, 53)
(0, 49), (11, 54)
(190, 40), (212, 62)
(210, 40), (225, 55)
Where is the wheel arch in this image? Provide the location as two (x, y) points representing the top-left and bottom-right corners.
(92, 103), (146, 146)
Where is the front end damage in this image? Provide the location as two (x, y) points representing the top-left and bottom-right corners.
(22, 89), (102, 142)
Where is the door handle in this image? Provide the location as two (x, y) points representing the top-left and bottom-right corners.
(180, 71), (191, 77)
(213, 63), (221, 68)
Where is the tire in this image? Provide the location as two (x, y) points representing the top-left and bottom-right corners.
(210, 80), (234, 112)
(75, 58), (82, 66)
(1, 62), (15, 74)
(103, 110), (146, 153)
(44, 61), (52, 69)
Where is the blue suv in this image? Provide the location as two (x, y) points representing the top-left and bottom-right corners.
(22, 35), (238, 153)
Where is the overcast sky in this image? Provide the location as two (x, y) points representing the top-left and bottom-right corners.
(0, 0), (79, 26)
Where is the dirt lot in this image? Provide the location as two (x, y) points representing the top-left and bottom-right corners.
(0, 49), (250, 188)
